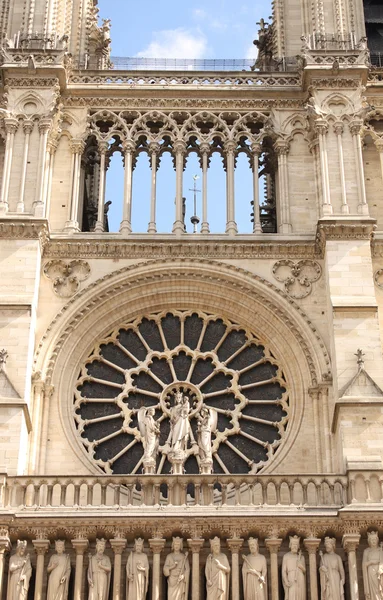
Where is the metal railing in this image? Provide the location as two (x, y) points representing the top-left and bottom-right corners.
(108, 57), (256, 72)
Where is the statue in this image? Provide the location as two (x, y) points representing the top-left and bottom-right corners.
(205, 537), (230, 600)
(47, 540), (71, 600)
(282, 536), (306, 600)
(7, 540), (32, 600)
(170, 391), (191, 453)
(138, 407), (160, 470)
(197, 406), (217, 471)
(363, 532), (383, 600)
(87, 538), (111, 600)
(127, 538), (149, 600)
(242, 538), (267, 600)
(163, 537), (190, 600)
(319, 537), (345, 600)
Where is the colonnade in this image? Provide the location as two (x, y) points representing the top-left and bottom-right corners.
(0, 530), (378, 600)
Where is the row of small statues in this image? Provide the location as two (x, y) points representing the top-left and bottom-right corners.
(6, 532), (383, 600)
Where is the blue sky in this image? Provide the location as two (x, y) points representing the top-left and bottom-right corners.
(96, 0), (272, 233)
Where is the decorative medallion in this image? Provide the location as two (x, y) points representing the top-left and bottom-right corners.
(43, 260), (91, 298)
(272, 260), (322, 299)
(74, 310), (289, 475)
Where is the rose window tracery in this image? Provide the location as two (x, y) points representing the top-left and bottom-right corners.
(74, 310), (289, 475)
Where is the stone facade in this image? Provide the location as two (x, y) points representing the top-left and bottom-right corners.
(0, 0), (383, 599)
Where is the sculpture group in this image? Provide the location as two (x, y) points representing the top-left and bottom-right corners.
(6, 532), (383, 600)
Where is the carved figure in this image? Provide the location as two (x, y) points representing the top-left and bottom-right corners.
(319, 538), (345, 600)
(282, 536), (306, 600)
(170, 391), (191, 453)
(47, 540), (71, 600)
(163, 537), (190, 600)
(87, 539), (111, 600)
(242, 538), (267, 600)
(205, 537), (230, 600)
(363, 532), (383, 600)
(197, 406), (217, 464)
(127, 538), (149, 600)
(139, 407), (160, 462)
(7, 540), (32, 600)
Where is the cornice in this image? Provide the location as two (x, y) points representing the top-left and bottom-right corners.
(44, 236), (320, 260)
(316, 217), (376, 253)
(0, 219), (49, 248)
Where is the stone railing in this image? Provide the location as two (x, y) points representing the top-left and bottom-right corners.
(3, 472), (379, 512)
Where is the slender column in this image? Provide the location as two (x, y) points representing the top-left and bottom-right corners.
(320, 386), (333, 471)
(309, 139), (321, 219)
(303, 538), (321, 600)
(72, 538), (89, 600)
(350, 120), (368, 215)
(200, 143), (210, 234)
(265, 538), (282, 600)
(343, 534), (360, 600)
(33, 539), (50, 600)
(94, 141), (109, 233)
(148, 142), (160, 233)
(334, 121), (349, 214)
(149, 538), (166, 600)
(187, 539), (205, 600)
(315, 120), (332, 216)
(275, 140), (292, 233)
(308, 389), (323, 472)
(173, 140), (187, 235)
(45, 140), (57, 220)
(0, 534), (10, 599)
(227, 538), (243, 600)
(65, 139), (85, 232)
(38, 384), (54, 472)
(17, 119), (34, 213)
(224, 141), (237, 235)
(34, 118), (51, 217)
(110, 538), (127, 600)
(120, 140), (135, 233)
(29, 377), (45, 473)
(375, 139), (383, 190)
(0, 117), (18, 214)
(251, 143), (262, 233)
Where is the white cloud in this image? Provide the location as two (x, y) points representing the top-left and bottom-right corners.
(245, 43), (258, 60)
(193, 8), (207, 19)
(136, 28), (208, 59)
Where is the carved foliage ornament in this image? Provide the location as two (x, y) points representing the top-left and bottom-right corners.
(272, 260), (322, 299)
(43, 260), (90, 298)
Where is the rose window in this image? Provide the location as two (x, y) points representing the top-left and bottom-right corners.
(74, 311), (289, 475)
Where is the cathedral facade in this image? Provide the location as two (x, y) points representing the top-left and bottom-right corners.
(0, 0), (383, 598)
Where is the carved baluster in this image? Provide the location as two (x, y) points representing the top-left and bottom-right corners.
(33, 539), (50, 600)
(114, 483), (120, 506)
(194, 482), (201, 506)
(265, 538), (282, 600)
(379, 476), (383, 503)
(188, 539), (205, 600)
(86, 482), (92, 505)
(72, 538), (89, 600)
(149, 538), (166, 600)
(275, 482), (281, 505)
(60, 483), (66, 506)
(365, 477), (372, 502)
(74, 483), (81, 506)
(101, 482), (107, 505)
(304, 538), (321, 600)
(110, 538), (127, 600)
(221, 483), (228, 506)
(288, 482), (295, 505)
(350, 477), (357, 503)
(302, 482), (308, 505)
(227, 538), (243, 600)
(154, 483), (161, 505)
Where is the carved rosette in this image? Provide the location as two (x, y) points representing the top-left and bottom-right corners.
(43, 260), (91, 298)
(272, 260), (322, 299)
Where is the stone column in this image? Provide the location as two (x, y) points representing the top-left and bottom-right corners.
(34, 118), (51, 217)
(149, 538), (166, 600)
(0, 117), (18, 214)
(224, 140), (237, 235)
(187, 538), (204, 600)
(350, 120), (368, 215)
(375, 139), (383, 189)
(65, 139), (85, 232)
(275, 140), (292, 233)
(334, 121), (349, 214)
(315, 120), (332, 215)
(72, 538), (89, 600)
(265, 538), (282, 600)
(45, 140), (58, 220)
(148, 142), (160, 233)
(120, 140), (135, 233)
(94, 141), (109, 232)
(17, 119), (34, 213)
(173, 140), (186, 235)
(303, 538), (321, 600)
(200, 143), (210, 234)
(251, 143), (262, 233)
(33, 538), (50, 600)
(342, 533), (361, 600)
(227, 538), (243, 600)
(0, 534), (10, 600)
(110, 537), (127, 600)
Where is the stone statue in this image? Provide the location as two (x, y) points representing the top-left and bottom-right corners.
(170, 391), (191, 453)
(163, 537), (190, 600)
(139, 407), (160, 467)
(197, 405), (217, 473)
(205, 537), (230, 600)
(7, 540), (32, 600)
(47, 540), (71, 600)
(242, 538), (267, 600)
(127, 538), (149, 600)
(87, 538), (111, 600)
(282, 536), (306, 600)
(363, 532), (383, 600)
(319, 537), (345, 600)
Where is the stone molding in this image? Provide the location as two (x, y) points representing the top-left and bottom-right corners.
(0, 219), (49, 248)
(63, 97), (305, 110)
(316, 218), (376, 253)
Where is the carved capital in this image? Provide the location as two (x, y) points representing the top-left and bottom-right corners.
(199, 142), (211, 156)
(4, 117), (19, 135)
(98, 140), (109, 154)
(110, 538), (127, 555)
(226, 538), (244, 554)
(349, 120), (363, 136)
(333, 121), (344, 136)
(173, 140), (187, 155)
(374, 138), (383, 153)
(224, 140), (236, 154)
(23, 119), (34, 135)
(303, 538), (321, 555)
(314, 120), (329, 136)
(32, 539), (50, 555)
(122, 139), (136, 154)
(148, 142), (161, 156)
(71, 539), (89, 554)
(342, 533), (360, 553)
(149, 538), (166, 554)
(251, 143), (262, 156)
(70, 139), (86, 155)
(38, 118), (52, 134)
(265, 538), (282, 554)
(274, 140), (290, 155)
(187, 539), (205, 553)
